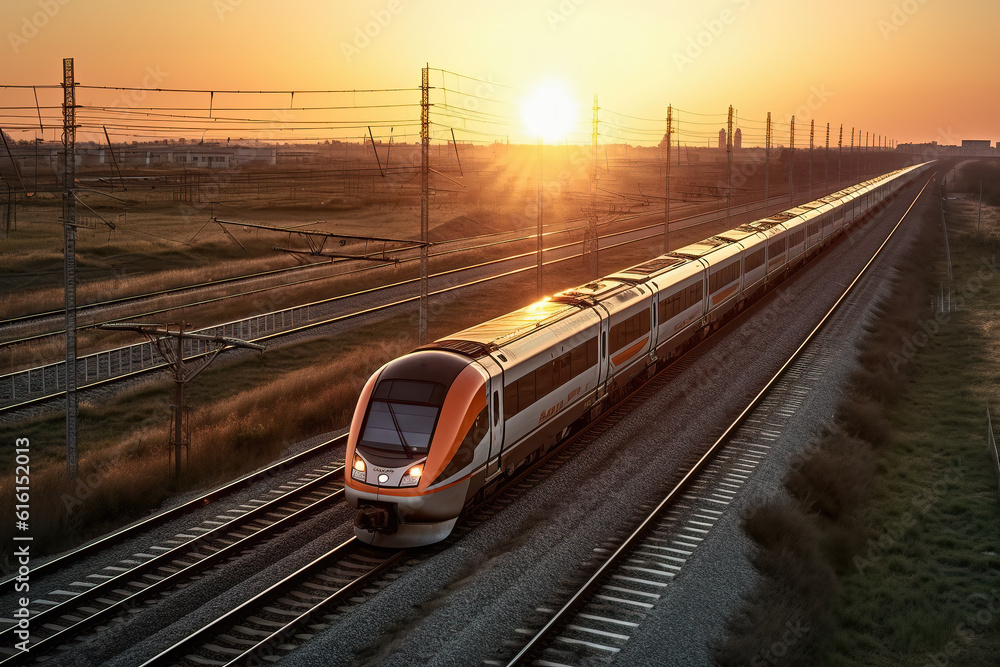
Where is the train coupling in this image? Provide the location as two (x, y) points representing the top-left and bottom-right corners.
(355, 503), (399, 533)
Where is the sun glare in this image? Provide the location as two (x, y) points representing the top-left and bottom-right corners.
(521, 82), (578, 142)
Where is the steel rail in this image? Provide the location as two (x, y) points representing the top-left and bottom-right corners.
(0, 434), (346, 590)
(504, 171), (937, 665)
(0, 191), (789, 348)
(0, 189), (807, 412)
(0, 467), (348, 665)
(139, 538), (408, 666)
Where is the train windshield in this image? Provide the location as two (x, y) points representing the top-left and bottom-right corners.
(358, 379), (446, 457)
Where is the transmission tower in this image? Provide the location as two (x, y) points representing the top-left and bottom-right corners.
(62, 57), (78, 480)
(665, 104), (672, 251)
(420, 64), (429, 345)
(825, 122), (830, 191)
(100, 323), (264, 478)
(808, 119), (814, 200)
(788, 116), (794, 201)
(587, 93), (599, 276)
(726, 105), (733, 219)
(764, 112), (771, 209)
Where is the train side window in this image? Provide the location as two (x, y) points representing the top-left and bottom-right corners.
(493, 391), (500, 425)
(504, 383), (518, 420)
(517, 374), (535, 411)
(536, 360), (554, 397)
(558, 353), (572, 386)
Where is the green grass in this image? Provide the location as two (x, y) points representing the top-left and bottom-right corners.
(716, 180), (1000, 666)
(816, 195), (1000, 666)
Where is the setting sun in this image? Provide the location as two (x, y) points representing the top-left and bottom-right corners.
(520, 81), (579, 142)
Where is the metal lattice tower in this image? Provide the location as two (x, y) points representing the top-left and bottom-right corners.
(764, 112), (771, 209)
(419, 64), (429, 346)
(825, 122), (830, 191)
(788, 116), (795, 200)
(62, 57), (78, 480)
(100, 323), (264, 478)
(838, 124), (843, 184)
(588, 93), (599, 276)
(726, 105), (733, 219)
(665, 104), (672, 251)
(809, 119), (815, 199)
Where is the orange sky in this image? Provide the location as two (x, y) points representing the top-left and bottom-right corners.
(2, 0), (998, 146)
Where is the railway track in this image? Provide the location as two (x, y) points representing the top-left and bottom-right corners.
(1, 193), (806, 413)
(0, 191), (795, 350)
(141, 539), (407, 666)
(0, 435), (346, 592)
(0, 459), (347, 665)
(0, 176), (926, 664)
(503, 172), (936, 666)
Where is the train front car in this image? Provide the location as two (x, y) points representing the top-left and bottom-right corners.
(345, 349), (490, 548)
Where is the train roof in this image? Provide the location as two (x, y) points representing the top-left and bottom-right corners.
(427, 279), (635, 357)
(670, 236), (734, 259)
(428, 299), (582, 357)
(713, 225), (762, 243)
(607, 255), (689, 282)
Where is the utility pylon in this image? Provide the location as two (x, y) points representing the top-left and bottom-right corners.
(62, 57), (78, 480)
(850, 127), (855, 181)
(100, 323), (264, 478)
(587, 93), (599, 276)
(664, 105), (672, 251)
(419, 64), (429, 345)
(764, 112), (771, 209)
(726, 105), (733, 219)
(838, 125), (843, 184)
(808, 119), (814, 200)
(788, 116), (794, 202)
(825, 122), (830, 192)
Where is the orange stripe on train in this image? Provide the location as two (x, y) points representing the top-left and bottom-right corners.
(611, 335), (649, 367)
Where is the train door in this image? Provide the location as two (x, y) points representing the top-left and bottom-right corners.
(596, 308), (611, 399)
(480, 355), (505, 481)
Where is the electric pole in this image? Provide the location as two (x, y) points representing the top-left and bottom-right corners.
(764, 112), (771, 209)
(536, 136), (543, 298)
(727, 105), (733, 219)
(788, 116), (794, 203)
(665, 104), (672, 252)
(825, 122), (830, 192)
(420, 64), (429, 345)
(588, 93), (599, 276)
(809, 119), (814, 200)
(100, 323), (264, 478)
(838, 124), (843, 185)
(62, 57), (78, 480)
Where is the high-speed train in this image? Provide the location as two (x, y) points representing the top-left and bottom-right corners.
(345, 162), (932, 547)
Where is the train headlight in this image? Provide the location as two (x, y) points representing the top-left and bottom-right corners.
(351, 454), (366, 482)
(400, 463), (423, 487)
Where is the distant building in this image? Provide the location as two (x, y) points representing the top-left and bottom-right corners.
(962, 140), (991, 149)
(718, 129), (726, 149)
(734, 128), (742, 150)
